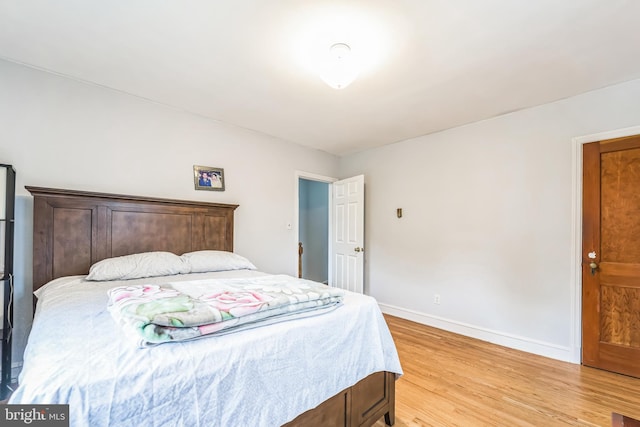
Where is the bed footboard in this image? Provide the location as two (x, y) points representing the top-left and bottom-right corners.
(283, 371), (395, 427)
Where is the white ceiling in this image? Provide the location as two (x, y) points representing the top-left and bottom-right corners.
(1, 1), (640, 156)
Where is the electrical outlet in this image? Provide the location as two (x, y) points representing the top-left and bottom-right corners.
(434, 294), (441, 305)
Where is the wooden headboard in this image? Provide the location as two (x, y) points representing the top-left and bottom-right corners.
(26, 186), (239, 292)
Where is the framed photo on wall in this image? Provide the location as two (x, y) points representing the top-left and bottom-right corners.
(193, 165), (225, 191)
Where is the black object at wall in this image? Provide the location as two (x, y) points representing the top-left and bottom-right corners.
(0, 164), (15, 400)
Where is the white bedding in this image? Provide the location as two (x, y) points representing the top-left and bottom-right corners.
(10, 270), (402, 427)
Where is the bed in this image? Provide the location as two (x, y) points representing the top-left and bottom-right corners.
(10, 186), (402, 427)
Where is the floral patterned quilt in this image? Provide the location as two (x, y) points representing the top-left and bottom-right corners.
(108, 275), (344, 346)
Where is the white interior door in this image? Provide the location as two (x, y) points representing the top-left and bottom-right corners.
(330, 175), (364, 293)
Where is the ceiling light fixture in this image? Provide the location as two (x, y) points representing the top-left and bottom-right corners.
(319, 43), (359, 90)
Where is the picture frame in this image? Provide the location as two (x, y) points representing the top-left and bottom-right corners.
(193, 165), (225, 191)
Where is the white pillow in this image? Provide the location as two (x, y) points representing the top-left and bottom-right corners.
(181, 250), (256, 273)
(86, 251), (190, 281)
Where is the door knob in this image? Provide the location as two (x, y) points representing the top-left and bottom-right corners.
(589, 262), (598, 275)
(354, 247), (363, 252)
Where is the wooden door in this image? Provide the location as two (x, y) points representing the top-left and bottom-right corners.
(582, 135), (640, 377)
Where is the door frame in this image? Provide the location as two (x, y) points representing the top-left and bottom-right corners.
(294, 171), (337, 279)
(571, 124), (640, 364)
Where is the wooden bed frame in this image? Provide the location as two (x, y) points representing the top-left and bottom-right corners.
(26, 186), (395, 427)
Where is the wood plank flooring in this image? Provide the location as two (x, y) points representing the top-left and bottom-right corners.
(375, 315), (640, 427)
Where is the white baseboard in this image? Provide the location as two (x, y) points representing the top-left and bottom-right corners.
(379, 303), (578, 363)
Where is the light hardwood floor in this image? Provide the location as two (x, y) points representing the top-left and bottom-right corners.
(375, 315), (640, 427)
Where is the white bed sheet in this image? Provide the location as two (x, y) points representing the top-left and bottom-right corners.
(10, 270), (402, 427)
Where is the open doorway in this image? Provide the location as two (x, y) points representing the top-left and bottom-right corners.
(295, 172), (365, 293)
(298, 178), (330, 283)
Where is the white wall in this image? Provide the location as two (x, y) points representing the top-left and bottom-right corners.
(339, 78), (640, 362)
(0, 59), (338, 364)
